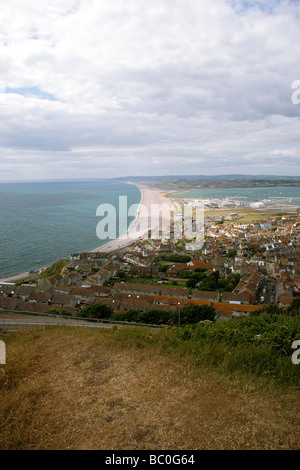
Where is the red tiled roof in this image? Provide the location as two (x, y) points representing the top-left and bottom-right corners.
(160, 286), (189, 297)
(113, 283), (160, 294)
(191, 290), (219, 300)
(182, 298), (211, 307)
(189, 260), (214, 270)
(213, 302), (261, 313)
(119, 298), (149, 312)
(153, 296), (183, 306)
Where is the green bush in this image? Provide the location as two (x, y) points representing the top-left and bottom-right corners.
(45, 308), (72, 316)
(176, 305), (216, 324)
(173, 314), (300, 383)
(112, 309), (140, 322)
(112, 304), (216, 326)
(110, 314), (300, 385)
(80, 303), (114, 319)
(287, 298), (300, 316)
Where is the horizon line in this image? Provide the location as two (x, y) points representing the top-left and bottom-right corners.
(1, 174), (300, 184)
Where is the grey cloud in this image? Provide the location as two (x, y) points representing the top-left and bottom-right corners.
(0, 0), (299, 179)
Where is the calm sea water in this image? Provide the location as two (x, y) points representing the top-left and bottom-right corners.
(0, 180), (141, 278)
(172, 186), (300, 202)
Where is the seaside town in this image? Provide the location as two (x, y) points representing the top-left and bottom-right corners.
(1, 194), (299, 323)
(2, 0), (300, 454)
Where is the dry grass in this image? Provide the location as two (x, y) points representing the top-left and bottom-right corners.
(0, 326), (299, 450)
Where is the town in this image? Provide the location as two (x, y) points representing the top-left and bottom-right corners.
(1, 209), (299, 324)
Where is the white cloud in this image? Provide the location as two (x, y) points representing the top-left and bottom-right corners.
(0, 0), (299, 180)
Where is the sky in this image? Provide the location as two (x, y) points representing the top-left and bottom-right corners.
(0, 0), (300, 181)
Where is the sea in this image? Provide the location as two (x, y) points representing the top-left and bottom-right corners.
(172, 186), (300, 203)
(0, 180), (141, 278)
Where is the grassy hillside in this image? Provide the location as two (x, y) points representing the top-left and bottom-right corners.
(14, 259), (70, 285)
(0, 318), (299, 450)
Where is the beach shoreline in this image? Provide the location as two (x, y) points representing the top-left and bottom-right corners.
(0, 183), (175, 282)
(91, 183), (175, 253)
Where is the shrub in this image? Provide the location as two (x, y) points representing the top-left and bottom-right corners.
(80, 303), (114, 319)
(45, 308), (72, 316)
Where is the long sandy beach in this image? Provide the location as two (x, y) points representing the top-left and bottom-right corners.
(92, 183), (175, 253)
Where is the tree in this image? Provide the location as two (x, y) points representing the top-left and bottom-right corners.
(179, 270), (191, 279)
(287, 298), (300, 316)
(140, 309), (174, 325)
(177, 305), (216, 324)
(80, 303), (114, 319)
(186, 278), (198, 289)
(112, 309), (140, 322)
(159, 265), (169, 273)
(116, 270), (126, 279)
(251, 304), (283, 316)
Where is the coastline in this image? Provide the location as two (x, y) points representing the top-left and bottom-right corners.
(0, 183), (174, 282)
(91, 183), (174, 253)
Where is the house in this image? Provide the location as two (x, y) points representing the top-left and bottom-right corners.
(153, 296), (183, 308)
(18, 301), (49, 314)
(160, 287), (190, 298)
(182, 298), (211, 307)
(234, 272), (264, 303)
(37, 278), (55, 293)
(76, 264), (92, 274)
(212, 302), (262, 320)
(129, 265), (159, 276)
(91, 298), (120, 311)
(70, 288), (95, 305)
(0, 284), (16, 296)
(168, 263), (189, 276)
(91, 285), (111, 297)
(221, 293), (250, 304)
(280, 296), (294, 307)
(276, 281), (293, 303)
(28, 290), (51, 304)
(54, 284), (73, 295)
(187, 260), (214, 271)
(191, 290), (219, 302)
(50, 293), (77, 308)
(113, 283), (160, 296)
(150, 304), (174, 312)
(0, 297), (20, 310)
(159, 243), (172, 252)
(14, 285), (36, 299)
(115, 293), (156, 305)
(61, 271), (82, 286)
(119, 298), (149, 312)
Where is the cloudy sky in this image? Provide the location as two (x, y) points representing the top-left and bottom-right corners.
(0, 0), (300, 181)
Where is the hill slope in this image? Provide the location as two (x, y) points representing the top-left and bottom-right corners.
(0, 326), (299, 450)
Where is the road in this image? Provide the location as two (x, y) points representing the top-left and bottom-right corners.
(257, 279), (275, 305)
(0, 311), (162, 333)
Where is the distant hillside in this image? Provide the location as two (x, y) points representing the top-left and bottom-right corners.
(116, 174), (300, 189)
